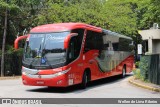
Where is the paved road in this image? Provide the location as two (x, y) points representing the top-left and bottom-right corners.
(0, 74), (159, 107)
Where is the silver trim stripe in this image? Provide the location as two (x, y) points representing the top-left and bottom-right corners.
(23, 67), (71, 79)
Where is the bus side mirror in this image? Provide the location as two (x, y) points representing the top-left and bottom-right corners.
(64, 33), (78, 49)
(14, 35), (28, 49)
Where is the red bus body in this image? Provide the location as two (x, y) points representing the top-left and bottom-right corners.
(15, 23), (134, 87)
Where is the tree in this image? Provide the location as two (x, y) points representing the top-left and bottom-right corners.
(140, 0), (160, 29)
(1, 0), (7, 77)
(0, 0), (160, 76)
(102, 0), (140, 37)
(0, 0), (19, 76)
(36, 0), (107, 27)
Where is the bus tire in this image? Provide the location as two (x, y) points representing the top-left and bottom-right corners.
(121, 66), (126, 78)
(81, 71), (88, 89)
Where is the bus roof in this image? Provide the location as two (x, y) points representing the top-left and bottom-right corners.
(102, 29), (132, 40)
(30, 23), (102, 33)
(30, 23), (132, 40)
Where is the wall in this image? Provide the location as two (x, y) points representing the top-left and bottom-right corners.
(139, 29), (160, 40)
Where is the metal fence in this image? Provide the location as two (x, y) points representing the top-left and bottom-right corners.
(140, 54), (160, 85)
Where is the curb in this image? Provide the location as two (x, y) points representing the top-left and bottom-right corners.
(128, 76), (160, 92)
(0, 76), (21, 80)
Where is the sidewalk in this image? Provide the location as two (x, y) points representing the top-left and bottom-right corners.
(0, 76), (21, 80)
(129, 76), (160, 92)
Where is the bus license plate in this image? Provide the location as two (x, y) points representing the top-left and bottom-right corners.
(36, 81), (44, 85)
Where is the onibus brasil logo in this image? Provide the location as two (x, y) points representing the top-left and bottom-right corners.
(1, 99), (42, 104)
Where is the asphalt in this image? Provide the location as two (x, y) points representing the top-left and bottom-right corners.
(0, 74), (160, 107)
(0, 75), (160, 92)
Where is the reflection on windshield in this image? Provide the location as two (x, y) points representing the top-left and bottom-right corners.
(25, 35), (44, 59)
(23, 31), (69, 68)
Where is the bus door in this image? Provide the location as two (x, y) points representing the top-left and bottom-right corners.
(67, 29), (84, 84)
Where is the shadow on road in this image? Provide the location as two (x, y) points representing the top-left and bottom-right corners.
(26, 73), (132, 93)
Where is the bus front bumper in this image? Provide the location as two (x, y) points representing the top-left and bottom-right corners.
(22, 74), (69, 87)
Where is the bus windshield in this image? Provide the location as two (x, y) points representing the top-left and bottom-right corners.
(23, 31), (70, 69)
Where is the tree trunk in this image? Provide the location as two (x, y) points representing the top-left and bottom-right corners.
(1, 7), (8, 77)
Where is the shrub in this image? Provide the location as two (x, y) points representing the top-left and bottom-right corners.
(139, 55), (150, 81)
(135, 61), (140, 68)
(133, 69), (141, 79)
(0, 48), (23, 76)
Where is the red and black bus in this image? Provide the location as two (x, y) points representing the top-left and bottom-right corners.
(14, 23), (134, 88)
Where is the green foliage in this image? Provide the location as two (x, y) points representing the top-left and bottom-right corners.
(135, 61), (140, 68)
(0, 0), (19, 9)
(139, 55), (151, 81)
(1, 0), (160, 76)
(133, 55), (152, 82)
(133, 69), (141, 79)
(0, 0), (158, 47)
(36, 0), (107, 28)
(133, 69), (150, 83)
(136, 0), (160, 29)
(0, 48), (23, 76)
(103, 0), (137, 36)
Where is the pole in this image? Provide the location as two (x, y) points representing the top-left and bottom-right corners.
(1, 2), (8, 77)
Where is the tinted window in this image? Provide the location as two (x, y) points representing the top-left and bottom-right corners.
(84, 30), (104, 52)
(103, 35), (119, 51)
(118, 38), (133, 52)
(67, 29), (84, 63)
(142, 40), (148, 53)
(113, 43), (119, 51)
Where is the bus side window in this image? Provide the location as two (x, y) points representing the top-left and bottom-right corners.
(84, 30), (104, 53)
(119, 38), (133, 52)
(112, 43), (119, 51)
(69, 37), (76, 60)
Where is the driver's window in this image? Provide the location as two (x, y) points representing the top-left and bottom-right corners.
(67, 29), (84, 63)
(69, 37), (77, 60)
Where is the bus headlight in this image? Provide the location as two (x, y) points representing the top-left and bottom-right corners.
(22, 71), (26, 75)
(22, 67), (39, 75)
(55, 68), (71, 77)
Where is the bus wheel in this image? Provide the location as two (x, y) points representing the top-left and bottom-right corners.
(121, 66), (126, 78)
(81, 72), (88, 89)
